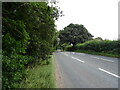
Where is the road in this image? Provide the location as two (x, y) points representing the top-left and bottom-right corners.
(54, 51), (119, 88)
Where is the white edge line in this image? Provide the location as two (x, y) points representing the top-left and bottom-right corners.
(71, 56), (85, 63)
(98, 68), (120, 78)
(100, 58), (114, 62)
(64, 54), (68, 56)
(90, 56), (114, 62)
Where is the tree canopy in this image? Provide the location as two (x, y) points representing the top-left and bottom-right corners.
(59, 23), (93, 47)
(94, 37), (103, 40)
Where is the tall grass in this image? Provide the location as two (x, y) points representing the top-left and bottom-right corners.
(19, 55), (56, 88)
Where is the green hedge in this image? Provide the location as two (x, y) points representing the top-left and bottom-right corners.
(2, 18), (33, 89)
(2, 2), (61, 89)
(67, 40), (120, 55)
(2, 54), (33, 88)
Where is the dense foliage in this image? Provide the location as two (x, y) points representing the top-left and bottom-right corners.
(67, 39), (120, 57)
(76, 40), (119, 53)
(59, 23), (93, 47)
(2, 2), (61, 89)
(2, 18), (33, 88)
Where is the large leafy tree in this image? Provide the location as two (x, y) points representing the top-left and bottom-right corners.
(59, 23), (93, 47)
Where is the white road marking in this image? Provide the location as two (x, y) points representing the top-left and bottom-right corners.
(71, 56), (85, 63)
(64, 54), (68, 56)
(100, 58), (114, 62)
(60, 52), (69, 56)
(72, 52), (75, 54)
(98, 68), (120, 78)
(62, 53), (84, 63)
(91, 56), (100, 59)
(77, 53), (85, 56)
(90, 56), (114, 62)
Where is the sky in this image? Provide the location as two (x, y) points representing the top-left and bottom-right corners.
(55, 0), (119, 40)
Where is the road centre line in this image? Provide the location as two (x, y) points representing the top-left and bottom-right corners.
(77, 53), (85, 55)
(90, 56), (99, 59)
(72, 52), (75, 54)
(90, 56), (114, 62)
(62, 52), (114, 63)
(98, 68), (120, 78)
(64, 54), (68, 56)
(61, 52), (85, 63)
(71, 56), (85, 63)
(62, 53), (84, 63)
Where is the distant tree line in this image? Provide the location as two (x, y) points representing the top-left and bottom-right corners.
(59, 24), (120, 57)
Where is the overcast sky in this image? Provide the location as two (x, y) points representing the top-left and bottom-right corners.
(55, 0), (119, 40)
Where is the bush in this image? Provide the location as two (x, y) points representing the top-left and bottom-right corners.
(2, 54), (33, 89)
(2, 2), (61, 89)
(76, 40), (119, 54)
(2, 18), (33, 89)
(67, 40), (119, 56)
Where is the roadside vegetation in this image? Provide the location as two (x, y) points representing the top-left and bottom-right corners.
(66, 40), (120, 58)
(2, 1), (119, 89)
(58, 24), (119, 58)
(19, 55), (56, 88)
(2, 2), (62, 89)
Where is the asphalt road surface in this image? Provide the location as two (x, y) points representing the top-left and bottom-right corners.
(54, 51), (119, 88)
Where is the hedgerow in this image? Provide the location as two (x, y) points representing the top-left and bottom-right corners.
(77, 40), (119, 53)
(67, 40), (120, 56)
(2, 2), (62, 89)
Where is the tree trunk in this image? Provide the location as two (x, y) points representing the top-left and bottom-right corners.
(72, 43), (76, 50)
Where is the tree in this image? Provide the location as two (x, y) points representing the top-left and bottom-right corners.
(2, 2), (62, 60)
(59, 23), (93, 47)
(95, 37), (103, 40)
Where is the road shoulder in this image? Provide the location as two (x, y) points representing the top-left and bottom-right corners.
(53, 53), (63, 88)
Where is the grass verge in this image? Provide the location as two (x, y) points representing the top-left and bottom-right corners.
(19, 55), (56, 88)
(74, 50), (120, 58)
